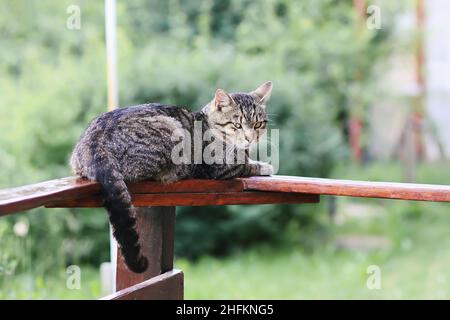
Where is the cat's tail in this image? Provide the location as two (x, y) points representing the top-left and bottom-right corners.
(94, 152), (148, 273)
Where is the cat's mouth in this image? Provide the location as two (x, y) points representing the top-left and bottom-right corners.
(235, 140), (254, 149)
(239, 143), (250, 149)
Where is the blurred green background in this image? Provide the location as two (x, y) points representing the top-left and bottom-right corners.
(1, 0), (449, 299)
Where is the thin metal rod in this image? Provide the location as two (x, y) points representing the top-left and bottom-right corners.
(105, 0), (119, 111)
(105, 0), (119, 292)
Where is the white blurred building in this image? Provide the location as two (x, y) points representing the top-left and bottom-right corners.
(425, 0), (450, 159)
(369, 0), (450, 160)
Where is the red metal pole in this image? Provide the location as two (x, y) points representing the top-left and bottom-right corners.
(414, 0), (426, 160)
(349, 0), (366, 163)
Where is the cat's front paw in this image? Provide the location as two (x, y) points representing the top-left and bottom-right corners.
(258, 162), (273, 176)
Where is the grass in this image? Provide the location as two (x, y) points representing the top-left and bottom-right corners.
(179, 245), (450, 299)
(0, 267), (101, 299)
(179, 200), (450, 299)
(1, 161), (449, 299)
(179, 161), (450, 299)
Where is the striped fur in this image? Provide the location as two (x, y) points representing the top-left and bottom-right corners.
(70, 82), (273, 273)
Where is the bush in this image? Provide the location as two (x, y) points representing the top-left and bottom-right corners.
(0, 0), (397, 271)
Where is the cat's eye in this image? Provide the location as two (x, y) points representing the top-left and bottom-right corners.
(234, 123), (242, 129)
(254, 122), (263, 129)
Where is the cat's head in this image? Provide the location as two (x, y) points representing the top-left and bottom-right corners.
(203, 81), (273, 149)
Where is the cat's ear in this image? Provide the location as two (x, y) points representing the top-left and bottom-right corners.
(214, 89), (235, 112)
(251, 81), (273, 106)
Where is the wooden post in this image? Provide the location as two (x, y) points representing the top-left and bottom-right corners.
(115, 206), (183, 299)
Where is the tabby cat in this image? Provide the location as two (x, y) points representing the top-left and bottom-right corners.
(70, 81), (274, 273)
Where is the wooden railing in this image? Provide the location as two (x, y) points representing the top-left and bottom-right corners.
(1, 175), (449, 299)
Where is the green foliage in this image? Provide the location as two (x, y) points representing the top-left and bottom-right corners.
(0, 0), (398, 279)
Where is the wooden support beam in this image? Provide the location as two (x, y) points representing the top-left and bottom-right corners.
(128, 179), (243, 193)
(116, 206), (176, 291)
(45, 192), (319, 208)
(102, 269), (183, 300)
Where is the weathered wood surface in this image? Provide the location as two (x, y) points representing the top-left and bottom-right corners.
(128, 179), (243, 193)
(0, 177), (319, 215)
(0, 177), (99, 215)
(116, 207), (176, 291)
(1, 175), (450, 215)
(243, 176), (450, 202)
(102, 269), (183, 300)
(45, 192), (319, 208)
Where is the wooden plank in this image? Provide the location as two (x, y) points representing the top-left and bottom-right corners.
(116, 206), (176, 291)
(128, 179), (243, 194)
(3, 174), (450, 216)
(0, 177), (99, 216)
(0, 178), (244, 216)
(46, 192), (320, 208)
(161, 207), (176, 274)
(242, 175), (450, 202)
(102, 269), (183, 300)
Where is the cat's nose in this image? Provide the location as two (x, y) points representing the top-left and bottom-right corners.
(244, 133), (253, 143)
